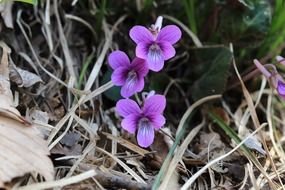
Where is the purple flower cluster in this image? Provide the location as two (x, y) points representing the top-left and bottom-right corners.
(107, 16), (181, 147)
(254, 56), (285, 99)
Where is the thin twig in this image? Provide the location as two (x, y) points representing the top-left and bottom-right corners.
(79, 164), (151, 190)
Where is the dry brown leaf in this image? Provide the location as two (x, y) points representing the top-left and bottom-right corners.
(198, 132), (225, 158)
(0, 47), (54, 187)
(151, 130), (171, 165)
(0, 115), (54, 186)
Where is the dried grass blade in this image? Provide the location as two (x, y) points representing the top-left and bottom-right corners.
(231, 43), (282, 190)
(84, 15), (127, 91)
(102, 132), (150, 156)
(16, 10), (67, 87)
(96, 147), (146, 184)
(54, 0), (76, 79)
(18, 170), (96, 190)
(47, 81), (113, 146)
(181, 123), (266, 190)
(158, 119), (205, 190)
(152, 94), (221, 190)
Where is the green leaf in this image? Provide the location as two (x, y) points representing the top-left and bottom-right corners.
(149, 73), (170, 93)
(181, 0), (197, 34)
(191, 47), (232, 100)
(258, 0), (285, 57)
(14, 0), (37, 4)
(242, 0), (271, 33)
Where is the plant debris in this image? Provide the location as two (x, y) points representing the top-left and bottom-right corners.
(1, 1), (285, 189)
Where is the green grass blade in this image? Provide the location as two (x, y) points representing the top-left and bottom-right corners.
(13, 0), (37, 4)
(152, 111), (195, 190)
(181, 0), (197, 34)
(77, 53), (95, 89)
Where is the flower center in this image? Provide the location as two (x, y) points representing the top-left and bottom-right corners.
(138, 117), (152, 134)
(149, 43), (161, 52)
(126, 70), (138, 86)
(138, 117), (150, 127)
(148, 43), (162, 58)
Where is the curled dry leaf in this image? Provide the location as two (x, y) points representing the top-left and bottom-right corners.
(0, 47), (54, 187)
(10, 66), (43, 88)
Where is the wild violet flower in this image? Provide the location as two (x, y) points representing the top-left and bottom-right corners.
(129, 16), (182, 72)
(254, 58), (285, 99)
(108, 50), (149, 98)
(116, 94), (166, 147)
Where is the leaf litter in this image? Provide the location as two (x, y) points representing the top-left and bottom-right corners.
(1, 1), (285, 190)
(0, 46), (53, 187)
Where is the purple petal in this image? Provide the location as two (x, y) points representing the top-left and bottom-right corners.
(147, 113), (165, 130)
(157, 25), (182, 45)
(277, 81), (285, 96)
(120, 67), (146, 98)
(147, 46), (164, 72)
(131, 58), (149, 77)
(146, 91), (155, 99)
(121, 114), (139, 134)
(111, 67), (128, 86)
(276, 55), (284, 61)
(142, 95), (166, 114)
(136, 42), (149, 59)
(121, 81), (137, 98)
(137, 121), (154, 147)
(116, 99), (141, 117)
(129, 26), (154, 44)
(136, 77), (145, 92)
(277, 55), (285, 68)
(160, 41), (175, 60)
(108, 51), (130, 70)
